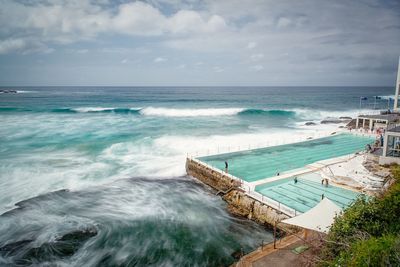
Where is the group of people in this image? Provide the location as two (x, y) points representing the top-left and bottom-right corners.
(366, 133), (385, 153)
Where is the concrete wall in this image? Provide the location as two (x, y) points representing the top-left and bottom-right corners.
(186, 158), (241, 192)
(379, 156), (400, 165)
(222, 190), (291, 231)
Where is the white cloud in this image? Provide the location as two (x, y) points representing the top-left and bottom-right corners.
(276, 17), (292, 28)
(154, 57), (167, 63)
(247, 42), (257, 49)
(0, 38), (52, 54)
(113, 3), (227, 36)
(250, 65), (264, 72)
(113, 2), (166, 36)
(213, 66), (224, 72)
(177, 64), (186, 69)
(0, 0), (399, 86)
(76, 49), (88, 54)
(250, 53), (264, 61)
(0, 1), (228, 54)
(0, 39), (26, 54)
(121, 58), (128, 64)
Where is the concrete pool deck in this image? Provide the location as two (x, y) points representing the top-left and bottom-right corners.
(187, 151), (364, 218)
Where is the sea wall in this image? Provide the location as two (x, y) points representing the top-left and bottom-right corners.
(186, 158), (293, 231)
(222, 190), (291, 231)
(185, 158), (241, 192)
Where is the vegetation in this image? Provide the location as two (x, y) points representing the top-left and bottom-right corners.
(319, 165), (400, 266)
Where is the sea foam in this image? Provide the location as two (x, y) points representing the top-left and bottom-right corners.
(139, 107), (245, 117)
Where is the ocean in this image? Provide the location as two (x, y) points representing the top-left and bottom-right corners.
(0, 86), (393, 266)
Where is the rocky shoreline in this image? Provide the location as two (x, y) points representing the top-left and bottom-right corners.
(305, 116), (352, 126)
(0, 89), (18, 94)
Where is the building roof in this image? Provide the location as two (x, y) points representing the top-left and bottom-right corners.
(388, 126), (400, 133)
(358, 113), (399, 122)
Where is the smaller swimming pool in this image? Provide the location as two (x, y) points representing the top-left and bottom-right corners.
(255, 172), (361, 213)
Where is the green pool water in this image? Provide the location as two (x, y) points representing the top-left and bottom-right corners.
(198, 133), (374, 182)
(255, 173), (361, 213)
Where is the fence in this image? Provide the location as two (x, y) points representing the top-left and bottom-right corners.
(190, 157), (300, 217)
(247, 190), (300, 217)
(188, 131), (339, 158)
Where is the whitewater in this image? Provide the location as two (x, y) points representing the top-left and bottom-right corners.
(0, 86), (393, 266)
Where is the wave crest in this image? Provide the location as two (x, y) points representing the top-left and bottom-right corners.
(51, 107), (142, 114)
(139, 107), (245, 117)
(238, 109), (296, 116)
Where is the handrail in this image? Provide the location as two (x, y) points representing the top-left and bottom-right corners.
(188, 132), (337, 158)
(189, 157), (300, 217)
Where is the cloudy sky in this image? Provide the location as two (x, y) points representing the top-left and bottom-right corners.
(0, 0), (399, 86)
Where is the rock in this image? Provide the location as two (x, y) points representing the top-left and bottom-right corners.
(0, 89), (17, 94)
(0, 239), (33, 256)
(321, 119), (343, 124)
(339, 116), (352, 120)
(1, 227), (97, 264)
(305, 122), (317, 126)
(231, 250), (243, 259)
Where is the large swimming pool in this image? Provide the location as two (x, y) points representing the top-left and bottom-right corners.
(255, 172), (361, 213)
(198, 133), (374, 182)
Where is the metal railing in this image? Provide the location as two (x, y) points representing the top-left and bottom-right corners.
(246, 190), (300, 217)
(190, 157), (300, 217)
(188, 131), (337, 158)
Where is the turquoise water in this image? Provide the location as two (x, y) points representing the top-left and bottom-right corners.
(199, 134), (374, 182)
(0, 87), (391, 266)
(255, 173), (361, 213)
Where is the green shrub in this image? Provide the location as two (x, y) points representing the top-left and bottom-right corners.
(333, 235), (400, 267)
(319, 165), (400, 266)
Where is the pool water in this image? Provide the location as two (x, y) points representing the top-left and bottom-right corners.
(198, 133), (374, 182)
(255, 173), (361, 213)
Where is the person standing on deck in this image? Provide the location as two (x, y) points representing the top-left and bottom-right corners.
(225, 161), (228, 173)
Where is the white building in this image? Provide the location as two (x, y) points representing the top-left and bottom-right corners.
(378, 57), (400, 165)
(380, 126), (400, 165)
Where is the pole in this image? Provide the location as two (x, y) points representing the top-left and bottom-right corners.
(273, 220), (277, 249)
(394, 56), (400, 111)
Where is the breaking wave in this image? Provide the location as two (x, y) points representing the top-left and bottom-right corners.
(139, 107), (245, 117)
(0, 106), (367, 121)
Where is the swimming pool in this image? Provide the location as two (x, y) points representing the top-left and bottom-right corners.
(198, 133), (374, 182)
(255, 173), (361, 213)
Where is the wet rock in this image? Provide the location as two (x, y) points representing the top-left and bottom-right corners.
(1, 227), (97, 265)
(0, 239), (34, 256)
(339, 116), (352, 120)
(321, 119), (343, 124)
(305, 122), (317, 126)
(0, 89), (17, 93)
(231, 249), (243, 259)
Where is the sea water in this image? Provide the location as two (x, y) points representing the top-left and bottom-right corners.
(0, 86), (393, 266)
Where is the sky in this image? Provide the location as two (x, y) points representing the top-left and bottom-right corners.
(0, 0), (399, 86)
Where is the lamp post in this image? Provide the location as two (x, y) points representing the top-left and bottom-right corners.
(394, 56), (400, 111)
